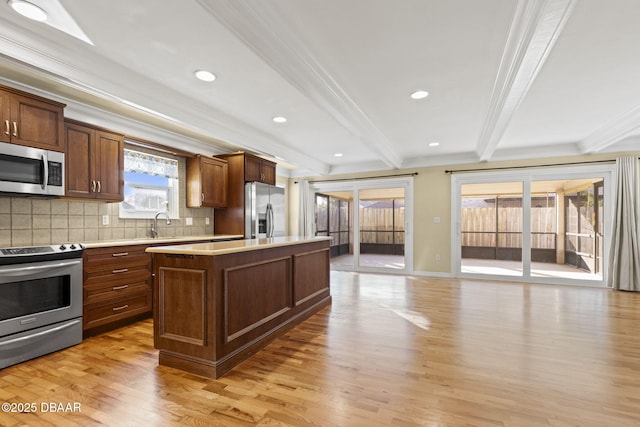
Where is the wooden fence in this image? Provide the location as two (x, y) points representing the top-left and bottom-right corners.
(461, 206), (555, 249)
(359, 206), (405, 244)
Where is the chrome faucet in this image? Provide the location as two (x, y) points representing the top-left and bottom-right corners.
(151, 211), (172, 238)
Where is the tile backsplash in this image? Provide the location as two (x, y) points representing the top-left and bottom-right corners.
(0, 196), (214, 247)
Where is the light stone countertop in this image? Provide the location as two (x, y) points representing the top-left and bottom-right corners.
(145, 236), (331, 256)
(82, 234), (243, 249)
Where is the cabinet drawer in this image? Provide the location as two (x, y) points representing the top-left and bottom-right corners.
(84, 253), (150, 272)
(84, 280), (151, 305)
(84, 263), (151, 284)
(83, 290), (152, 330)
(84, 245), (148, 262)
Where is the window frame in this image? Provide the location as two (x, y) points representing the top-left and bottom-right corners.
(119, 149), (181, 220)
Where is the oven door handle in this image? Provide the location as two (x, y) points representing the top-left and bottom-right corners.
(0, 319), (81, 347)
(0, 260), (81, 276)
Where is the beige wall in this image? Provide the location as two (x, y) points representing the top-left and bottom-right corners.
(289, 150), (639, 274)
(0, 150), (214, 248)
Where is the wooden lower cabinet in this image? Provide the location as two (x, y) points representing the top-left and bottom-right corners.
(82, 245), (152, 336)
(152, 239), (331, 378)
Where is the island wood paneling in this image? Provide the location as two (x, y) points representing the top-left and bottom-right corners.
(157, 267), (207, 346)
(292, 248), (330, 306)
(151, 239), (331, 378)
(223, 256), (292, 342)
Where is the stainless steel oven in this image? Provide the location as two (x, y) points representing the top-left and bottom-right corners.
(0, 244), (83, 369)
(0, 141), (64, 196)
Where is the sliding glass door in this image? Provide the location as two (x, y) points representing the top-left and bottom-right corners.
(452, 165), (613, 287)
(315, 192), (352, 267)
(358, 188), (406, 269)
(460, 182), (524, 277)
(311, 177), (414, 274)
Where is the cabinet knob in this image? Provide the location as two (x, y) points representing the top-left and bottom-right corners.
(4, 120), (8, 135)
(12, 121), (17, 137)
(91, 180), (96, 192)
(97, 180), (101, 193)
(201, 193), (205, 202)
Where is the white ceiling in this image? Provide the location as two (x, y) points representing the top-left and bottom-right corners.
(1, 0), (639, 177)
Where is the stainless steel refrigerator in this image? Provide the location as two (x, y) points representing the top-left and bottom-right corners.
(245, 182), (285, 238)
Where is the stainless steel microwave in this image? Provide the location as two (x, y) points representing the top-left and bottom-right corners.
(0, 141), (64, 196)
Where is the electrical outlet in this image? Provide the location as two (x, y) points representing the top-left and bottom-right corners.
(434, 216), (441, 223)
(435, 254), (441, 262)
(186, 217), (193, 226)
(102, 215), (109, 225)
(205, 217), (210, 225)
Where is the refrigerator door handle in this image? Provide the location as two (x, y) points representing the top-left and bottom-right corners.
(270, 204), (275, 236)
(266, 203), (273, 237)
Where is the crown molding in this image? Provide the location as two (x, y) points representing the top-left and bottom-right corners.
(476, 0), (576, 161)
(579, 105), (640, 154)
(198, 0), (402, 169)
(0, 20), (330, 175)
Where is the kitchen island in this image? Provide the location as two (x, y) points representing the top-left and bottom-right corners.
(146, 236), (331, 378)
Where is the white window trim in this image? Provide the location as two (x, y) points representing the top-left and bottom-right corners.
(119, 161), (180, 220)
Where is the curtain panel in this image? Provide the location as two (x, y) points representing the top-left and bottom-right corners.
(298, 180), (315, 237)
(608, 156), (640, 291)
(124, 149), (179, 179)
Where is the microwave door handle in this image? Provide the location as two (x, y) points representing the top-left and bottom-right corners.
(41, 153), (48, 190)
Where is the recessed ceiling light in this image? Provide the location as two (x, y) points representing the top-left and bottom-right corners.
(334, 153), (343, 157)
(194, 70), (216, 82)
(429, 142), (440, 147)
(410, 90), (429, 100)
(272, 116), (287, 123)
(9, 0), (47, 22)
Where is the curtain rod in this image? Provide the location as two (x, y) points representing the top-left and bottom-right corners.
(444, 159), (621, 174)
(294, 172), (418, 184)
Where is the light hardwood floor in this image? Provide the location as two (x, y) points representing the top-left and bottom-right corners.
(1, 271), (640, 426)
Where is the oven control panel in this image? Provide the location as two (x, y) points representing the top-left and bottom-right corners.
(0, 244), (84, 265)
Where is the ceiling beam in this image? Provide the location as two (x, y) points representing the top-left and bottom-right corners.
(476, 0), (576, 162)
(579, 105), (640, 153)
(198, 0), (403, 170)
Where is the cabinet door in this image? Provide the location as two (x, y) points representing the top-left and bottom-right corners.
(201, 157), (228, 207)
(10, 94), (65, 151)
(0, 90), (10, 143)
(95, 131), (124, 201)
(65, 122), (96, 199)
(243, 154), (262, 182)
(261, 160), (276, 185)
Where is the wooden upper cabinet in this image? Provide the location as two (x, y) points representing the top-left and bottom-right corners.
(65, 122), (93, 198)
(0, 90), (10, 144)
(213, 152), (278, 236)
(186, 155), (228, 208)
(65, 120), (124, 201)
(94, 131), (125, 200)
(0, 85), (65, 151)
(243, 153), (276, 185)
